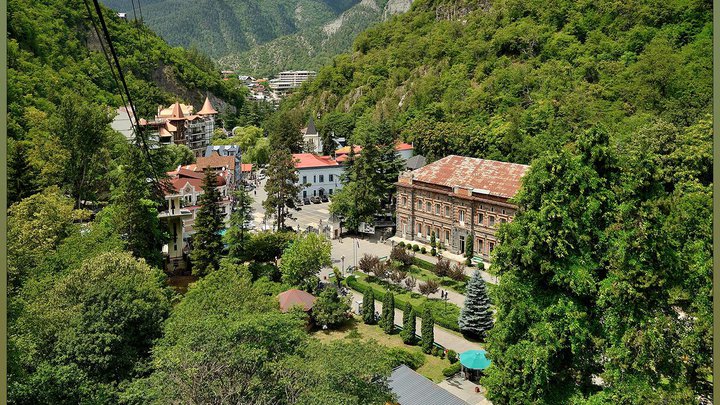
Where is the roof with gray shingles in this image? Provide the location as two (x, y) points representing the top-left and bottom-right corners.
(388, 365), (468, 405)
(406, 155), (427, 170)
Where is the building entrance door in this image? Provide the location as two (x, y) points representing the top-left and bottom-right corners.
(459, 236), (465, 253)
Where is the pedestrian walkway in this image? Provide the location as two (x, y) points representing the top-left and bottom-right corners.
(349, 290), (483, 353)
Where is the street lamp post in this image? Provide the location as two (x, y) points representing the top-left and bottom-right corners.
(341, 256), (345, 274)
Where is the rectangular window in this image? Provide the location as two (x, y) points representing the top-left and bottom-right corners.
(459, 210), (465, 223)
(490, 206), (495, 212)
(502, 209), (506, 215)
(445, 230), (450, 244)
(319, 175), (324, 183)
(477, 213), (484, 225)
(303, 176), (307, 184)
(329, 174), (334, 182)
(313, 175), (317, 183)
(489, 216), (495, 227)
(426, 202), (431, 212)
(477, 239), (484, 253)
(303, 190), (307, 198)
(489, 242), (495, 253)
(426, 225), (431, 236)
(402, 197), (407, 207)
(329, 189), (333, 195)
(417, 200), (422, 210)
(417, 223), (422, 235)
(445, 206), (450, 217)
(435, 204), (440, 214)
(500, 218), (507, 224)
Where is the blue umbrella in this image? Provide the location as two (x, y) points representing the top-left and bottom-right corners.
(459, 350), (492, 370)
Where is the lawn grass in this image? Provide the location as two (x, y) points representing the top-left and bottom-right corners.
(311, 317), (451, 382)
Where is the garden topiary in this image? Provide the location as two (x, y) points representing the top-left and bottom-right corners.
(413, 244), (420, 252)
(420, 247), (427, 254)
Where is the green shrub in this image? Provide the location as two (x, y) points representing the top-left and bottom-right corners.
(413, 257), (435, 272)
(387, 347), (426, 370)
(412, 244), (420, 252)
(398, 241), (405, 248)
(447, 349), (458, 364)
(347, 328), (361, 339)
(442, 362), (462, 377)
(431, 347), (439, 356)
(420, 247), (427, 254)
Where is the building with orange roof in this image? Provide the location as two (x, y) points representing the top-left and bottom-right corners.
(334, 141), (414, 161)
(139, 96), (219, 157)
(395, 155), (530, 261)
(292, 153), (343, 201)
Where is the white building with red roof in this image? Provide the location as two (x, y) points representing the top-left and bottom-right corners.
(292, 153), (344, 200)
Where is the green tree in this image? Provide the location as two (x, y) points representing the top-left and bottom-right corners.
(420, 306), (434, 354)
(263, 149), (301, 230)
(189, 169), (224, 275)
(111, 147), (165, 267)
(362, 289), (376, 324)
(162, 144), (195, 171)
(267, 110), (303, 153)
(464, 237), (473, 266)
(279, 232), (332, 291)
(244, 231), (296, 263)
(7, 139), (38, 206)
(400, 302), (416, 344)
(225, 188), (254, 260)
(9, 252), (172, 404)
(458, 270), (493, 340)
(380, 291), (395, 334)
(313, 288), (351, 328)
(430, 232), (436, 256)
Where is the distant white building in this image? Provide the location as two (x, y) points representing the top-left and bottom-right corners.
(293, 154), (344, 200)
(268, 70), (317, 94)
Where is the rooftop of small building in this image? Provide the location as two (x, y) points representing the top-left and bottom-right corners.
(293, 153), (339, 169)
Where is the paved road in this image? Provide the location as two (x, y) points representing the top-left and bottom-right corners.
(348, 289), (483, 354)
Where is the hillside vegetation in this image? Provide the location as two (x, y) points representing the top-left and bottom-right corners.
(219, 0), (414, 76)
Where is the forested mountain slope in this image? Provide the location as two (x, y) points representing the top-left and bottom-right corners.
(218, 0), (414, 76)
(284, 0), (711, 165)
(101, 0), (359, 59)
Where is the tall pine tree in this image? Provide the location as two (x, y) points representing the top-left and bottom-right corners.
(421, 306), (434, 354)
(226, 188), (254, 261)
(400, 302), (416, 344)
(190, 169), (224, 275)
(459, 270), (493, 340)
(381, 291), (395, 334)
(263, 149), (301, 230)
(362, 289), (376, 324)
(112, 146), (165, 268)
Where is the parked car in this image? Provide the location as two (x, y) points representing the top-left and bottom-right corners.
(311, 196), (321, 204)
(257, 173), (266, 181)
(303, 197), (311, 205)
(244, 184), (255, 192)
(320, 194), (329, 203)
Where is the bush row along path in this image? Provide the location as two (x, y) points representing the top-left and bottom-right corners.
(348, 289), (483, 354)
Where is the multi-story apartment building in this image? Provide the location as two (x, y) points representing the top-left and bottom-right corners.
(293, 153), (344, 200)
(268, 70), (317, 94)
(139, 97), (218, 157)
(395, 155), (530, 261)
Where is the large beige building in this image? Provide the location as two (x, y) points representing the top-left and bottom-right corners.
(395, 155), (529, 261)
(139, 97), (218, 157)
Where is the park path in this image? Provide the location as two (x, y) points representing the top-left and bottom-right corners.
(348, 290), (483, 354)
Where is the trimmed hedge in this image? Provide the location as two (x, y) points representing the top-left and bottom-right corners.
(346, 275), (460, 331)
(387, 347), (426, 370)
(413, 257), (435, 272)
(442, 362), (462, 377)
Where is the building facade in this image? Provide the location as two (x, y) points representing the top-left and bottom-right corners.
(140, 97), (218, 157)
(395, 155), (529, 261)
(301, 116), (322, 154)
(293, 153), (344, 200)
(268, 70), (317, 94)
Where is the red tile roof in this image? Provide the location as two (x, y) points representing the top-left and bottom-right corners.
(196, 155), (235, 171)
(410, 155), (530, 199)
(395, 142), (414, 151)
(197, 96), (218, 115)
(241, 163), (253, 172)
(277, 289), (317, 312)
(335, 141), (412, 156)
(293, 153), (339, 169)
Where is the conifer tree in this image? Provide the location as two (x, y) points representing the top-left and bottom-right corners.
(226, 188), (254, 260)
(190, 169), (224, 275)
(465, 238), (474, 266)
(430, 232), (436, 256)
(263, 149), (301, 230)
(381, 291), (395, 334)
(362, 289), (376, 324)
(459, 270), (494, 340)
(421, 306), (434, 354)
(400, 302), (416, 344)
(112, 146), (165, 268)
(7, 140), (38, 206)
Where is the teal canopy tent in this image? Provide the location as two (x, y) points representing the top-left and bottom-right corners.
(459, 350), (491, 379)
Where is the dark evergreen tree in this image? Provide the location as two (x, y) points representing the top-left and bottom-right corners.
(263, 149), (301, 230)
(465, 238), (474, 266)
(226, 188), (254, 260)
(362, 289), (376, 324)
(459, 270), (493, 340)
(400, 302), (416, 344)
(112, 146), (165, 268)
(190, 169), (224, 276)
(430, 232), (436, 256)
(381, 291), (395, 334)
(420, 306), (434, 354)
(7, 140), (38, 207)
